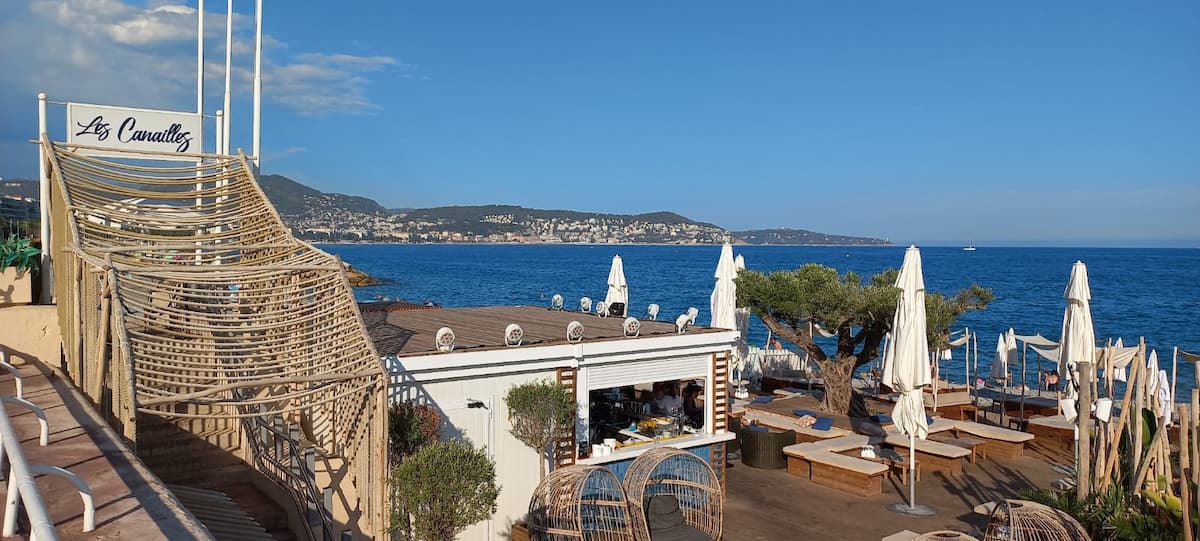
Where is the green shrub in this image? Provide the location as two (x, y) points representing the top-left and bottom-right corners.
(504, 381), (577, 478)
(388, 401), (441, 463)
(389, 440), (499, 541)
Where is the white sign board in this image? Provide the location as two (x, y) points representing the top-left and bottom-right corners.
(67, 102), (201, 160)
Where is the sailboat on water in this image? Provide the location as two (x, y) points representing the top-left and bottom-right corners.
(963, 235), (977, 251)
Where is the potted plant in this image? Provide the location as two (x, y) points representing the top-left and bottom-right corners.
(0, 236), (40, 305)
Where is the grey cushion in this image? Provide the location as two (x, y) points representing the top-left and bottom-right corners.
(646, 495), (713, 541)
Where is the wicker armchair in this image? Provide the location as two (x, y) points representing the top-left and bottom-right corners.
(623, 448), (722, 541)
(528, 465), (635, 541)
(738, 426), (795, 469)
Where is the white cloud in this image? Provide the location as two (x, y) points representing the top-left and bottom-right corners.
(2, 0), (417, 116)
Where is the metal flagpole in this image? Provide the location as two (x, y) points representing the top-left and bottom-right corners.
(252, 0), (263, 169)
(197, 0), (205, 149)
(223, 0), (233, 154)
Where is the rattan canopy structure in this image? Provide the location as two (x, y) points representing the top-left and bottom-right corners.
(527, 465), (635, 541)
(984, 500), (1089, 541)
(41, 138), (389, 535)
(623, 447), (723, 540)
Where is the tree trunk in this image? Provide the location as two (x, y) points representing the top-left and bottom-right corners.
(817, 359), (857, 414)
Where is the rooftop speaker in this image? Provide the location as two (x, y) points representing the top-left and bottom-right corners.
(567, 321), (585, 343)
(505, 323), (524, 347)
(623, 317), (640, 337)
(435, 327), (455, 352)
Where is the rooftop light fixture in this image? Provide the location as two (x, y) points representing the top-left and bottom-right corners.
(675, 314), (690, 334)
(435, 327), (455, 352)
(551, 294), (564, 310)
(579, 297), (592, 313)
(505, 323), (524, 347)
(686, 307), (699, 325)
(646, 304), (660, 321)
(623, 317), (641, 337)
(595, 301), (608, 318)
(567, 321), (585, 343)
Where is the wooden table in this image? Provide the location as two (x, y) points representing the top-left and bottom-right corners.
(929, 433), (987, 464)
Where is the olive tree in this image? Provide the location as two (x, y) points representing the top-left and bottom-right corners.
(389, 440), (499, 541)
(737, 263), (992, 414)
(505, 381), (577, 479)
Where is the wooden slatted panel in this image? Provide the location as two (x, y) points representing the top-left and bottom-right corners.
(555, 367), (578, 467)
(711, 352), (730, 486)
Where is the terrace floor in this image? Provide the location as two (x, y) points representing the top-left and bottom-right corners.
(722, 439), (1072, 540)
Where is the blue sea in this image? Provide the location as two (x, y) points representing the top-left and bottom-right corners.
(322, 244), (1200, 390)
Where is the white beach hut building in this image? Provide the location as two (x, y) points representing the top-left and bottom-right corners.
(364, 302), (738, 541)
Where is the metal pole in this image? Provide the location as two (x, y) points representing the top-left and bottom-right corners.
(36, 93), (51, 304)
(910, 431), (916, 507)
(223, 0), (233, 154)
(197, 0), (205, 149)
(252, 0), (263, 168)
(215, 110), (223, 155)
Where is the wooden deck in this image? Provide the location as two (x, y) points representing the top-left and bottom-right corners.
(722, 432), (1069, 540)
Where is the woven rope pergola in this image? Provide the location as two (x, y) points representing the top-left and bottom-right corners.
(42, 139), (386, 456)
(983, 500), (1090, 541)
(623, 447), (723, 541)
(527, 465), (635, 541)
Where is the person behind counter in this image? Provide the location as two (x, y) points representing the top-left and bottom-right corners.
(683, 384), (704, 428)
(651, 382), (681, 415)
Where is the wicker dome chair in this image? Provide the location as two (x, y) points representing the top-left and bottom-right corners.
(914, 532), (980, 540)
(528, 465), (635, 541)
(983, 500), (1089, 541)
(623, 447), (723, 541)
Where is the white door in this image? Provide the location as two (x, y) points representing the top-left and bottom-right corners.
(440, 399), (495, 541)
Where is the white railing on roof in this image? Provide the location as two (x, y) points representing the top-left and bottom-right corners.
(0, 353), (95, 540)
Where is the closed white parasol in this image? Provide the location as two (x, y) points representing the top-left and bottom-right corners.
(604, 255), (628, 317)
(709, 243), (738, 330)
(882, 245), (934, 516)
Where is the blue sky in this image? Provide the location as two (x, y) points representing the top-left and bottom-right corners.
(1, 1), (1198, 246)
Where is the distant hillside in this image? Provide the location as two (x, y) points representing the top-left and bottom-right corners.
(733, 228), (889, 246)
(399, 205), (717, 228)
(258, 174), (388, 217)
(248, 173), (890, 245)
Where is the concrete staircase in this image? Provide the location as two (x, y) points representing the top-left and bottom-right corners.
(171, 484), (294, 541)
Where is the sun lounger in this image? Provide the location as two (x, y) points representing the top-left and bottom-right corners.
(744, 409), (850, 443)
(948, 419), (1034, 458)
(783, 435), (888, 496)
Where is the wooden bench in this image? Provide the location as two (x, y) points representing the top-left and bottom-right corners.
(784, 436), (889, 497)
(885, 428), (970, 477)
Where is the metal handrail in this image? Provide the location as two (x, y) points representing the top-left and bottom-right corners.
(0, 399), (57, 540)
(28, 466), (94, 532)
(1, 396), (49, 446)
(0, 355), (23, 399)
(242, 415), (333, 541)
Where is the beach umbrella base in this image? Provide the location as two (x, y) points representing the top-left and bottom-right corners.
(888, 502), (937, 517)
